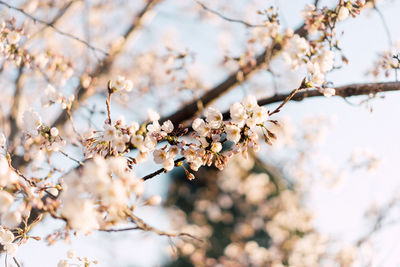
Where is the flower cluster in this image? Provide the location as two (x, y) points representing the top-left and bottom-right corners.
(281, 32), (336, 96)
(58, 249), (98, 267)
(59, 156), (144, 233)
(187, 96), (269, 171)
(84, 82), (273, 179)
(301, 1), (365, 35)
(0, 226), (17, 255)
(22, 110), (65, 152)
(367, 46), (400, 79)
(0, 19), (30, 67)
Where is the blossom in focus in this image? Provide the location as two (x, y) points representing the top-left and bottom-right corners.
(111, 76), (133, 92)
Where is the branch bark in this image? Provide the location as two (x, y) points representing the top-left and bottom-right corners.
(221, 82), (400, 119)
(159, 25), (308, 126)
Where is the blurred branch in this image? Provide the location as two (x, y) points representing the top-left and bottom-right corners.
(195, 0), (266, 27)
(51, 0), (161, 128)
(128, 213), (203, 242)
(0, 0), (109, 56)
(7, 2), (76, 146)
(8, 65), (24, 144)
(356, 198), (399, 247)
(29, 0), (78, 40)
(4, 1), (164, 246)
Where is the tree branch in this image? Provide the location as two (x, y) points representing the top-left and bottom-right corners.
(128, 213), (203, 242)
(8, 65), (24, 144)
(29, 0), (78, 40)
(159, 24), (308, 126)
(51, 0), (161, 128)
(221, 82), (400, 119)
(0, 0), (108, 56)
(195, 0), (266, 28)
(141, 157), (185, 181)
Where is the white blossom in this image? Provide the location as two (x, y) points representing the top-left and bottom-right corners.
(111, 76), (133, 92)
(103, 124), (116, 141)
(112, 136), (126, 153)
(50, 127), (59, 137)
(67, 249), (76, 259)
(204, 107), (223, 129)
(211, 142), (222, 153)
(0, 191), (14, 213)
(192, 118), (210, 136)
(338, 7), (350, 21)
(225, 124), (241, 143)
(230, 102), (247, 126)
(2, 210), (22, 228)
(161, 120), (174, 133)
(58, 259), (70, 267)
(130, 121), (139, 133)
(22, 110), (42, 136)
(0, 227), (17, 255)
(253, 106), (269, 124)
(7, 31), (21, 44)
(153, 149), (169, 164)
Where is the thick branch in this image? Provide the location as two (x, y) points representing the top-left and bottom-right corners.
(3, 81), (397, 255)
(222, 82), (400, 119)
(160, 25), (308, 126)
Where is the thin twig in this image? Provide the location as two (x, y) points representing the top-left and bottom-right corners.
(141, 157), (185, 181)
(13, 257), (21, 267)
(59, 151), (84, 166)
(99, 227), (139, 232)
(0, 0), (108, 56)
(51, 0), (161, 128)
(129, 213), (203, 242)
(29, 0), (78, 40)
(268, 86), (303, 116)
(374, 6), (392, 47)
(195, 0), (266, 28)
